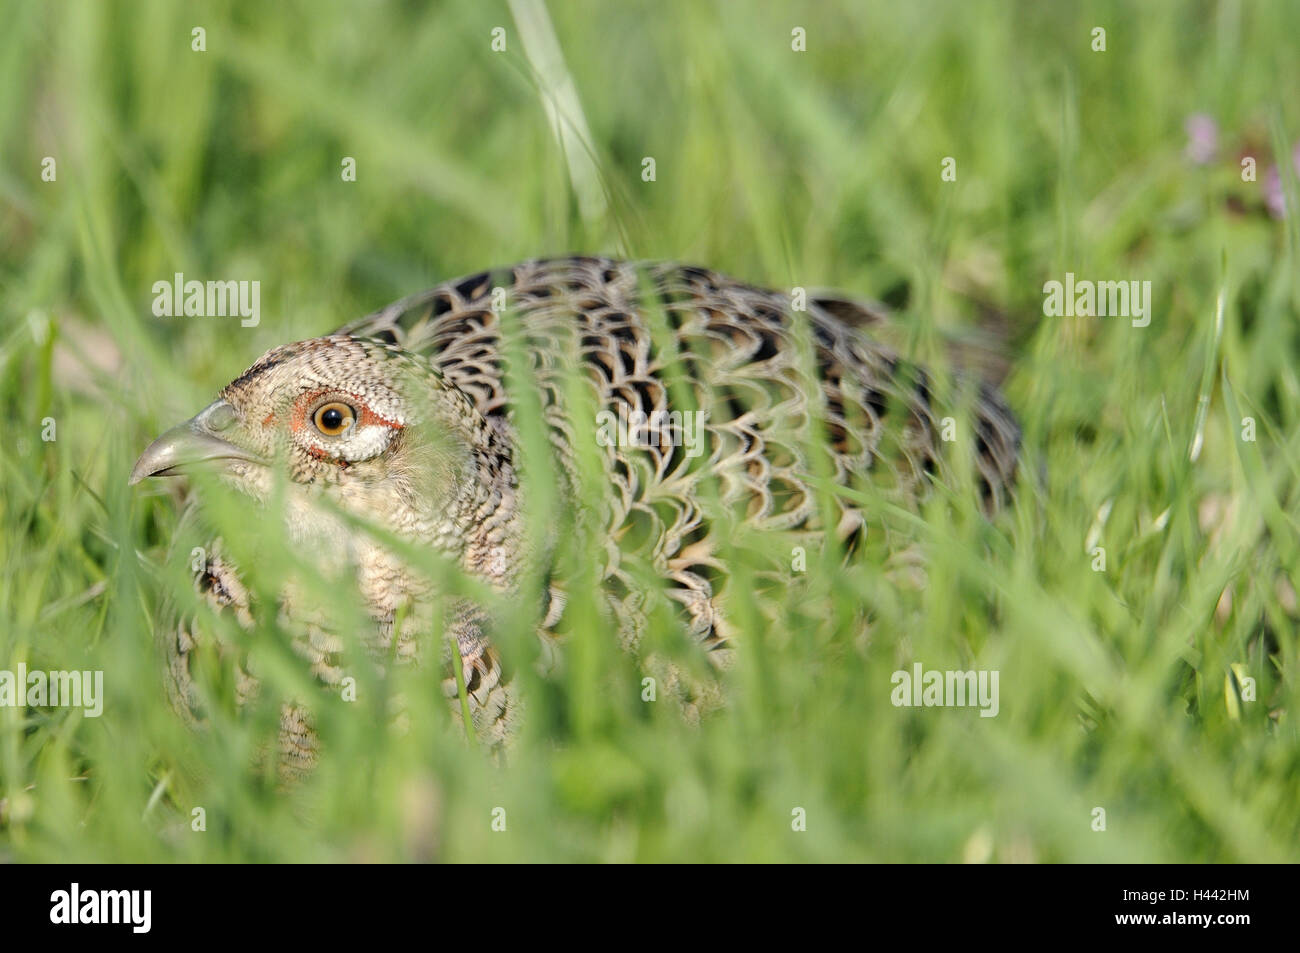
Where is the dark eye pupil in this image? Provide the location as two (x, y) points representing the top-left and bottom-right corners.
(322, 408), (343, 430)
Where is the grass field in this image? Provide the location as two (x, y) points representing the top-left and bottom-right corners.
(2, 0), (1299, 862)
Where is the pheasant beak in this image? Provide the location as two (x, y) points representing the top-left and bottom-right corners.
(129, 399), (264, 485)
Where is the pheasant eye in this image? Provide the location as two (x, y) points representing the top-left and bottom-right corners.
(313, 402), (355, 436)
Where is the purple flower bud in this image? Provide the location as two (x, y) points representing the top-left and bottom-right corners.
(1184, 113), (1218, 165)
(1263, 142), (1300, 219)
(1264, 167), (1286, 218)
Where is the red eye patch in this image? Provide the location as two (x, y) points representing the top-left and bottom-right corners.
(288, 389), (404, 434)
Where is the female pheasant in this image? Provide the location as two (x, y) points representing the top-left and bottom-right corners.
(130, 257), (1020, 769)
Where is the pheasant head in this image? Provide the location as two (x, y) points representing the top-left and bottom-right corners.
(130, 334), (514, 577)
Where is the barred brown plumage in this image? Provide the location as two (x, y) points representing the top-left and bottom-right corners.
(131, 256), (1020, 772)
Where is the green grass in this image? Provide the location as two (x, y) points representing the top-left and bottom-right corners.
(2, 0), (1299, 862)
